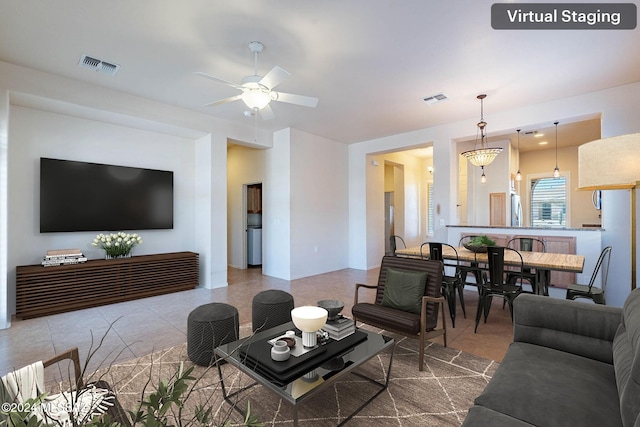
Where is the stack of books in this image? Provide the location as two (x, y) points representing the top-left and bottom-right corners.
(41, 249), (87, 267)
(323, 315), (356, 340)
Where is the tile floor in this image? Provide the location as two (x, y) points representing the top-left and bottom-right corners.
(0, 265), (515, 380)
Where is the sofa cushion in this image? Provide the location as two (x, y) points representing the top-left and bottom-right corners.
(474, 342), (621, 427)
(613, 288), (640, 427)
(381, 268), (427, 315)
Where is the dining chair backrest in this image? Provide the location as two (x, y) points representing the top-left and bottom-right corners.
(423, 242), (460, 278)
(427, 242), (460, 266)
(508, 237), (546, 253)
(486, 246), (524, 288)
(390, 235), (406, 255)
(588, 246), (613, 291)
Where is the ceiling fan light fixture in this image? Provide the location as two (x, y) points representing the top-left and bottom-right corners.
(242, 89), (272, 110)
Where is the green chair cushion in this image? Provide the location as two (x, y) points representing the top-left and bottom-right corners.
(381, 267), (428, 314)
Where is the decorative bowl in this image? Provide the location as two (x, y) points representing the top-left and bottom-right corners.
(317, 299), (345, 320)
(463, 243), (490, 253)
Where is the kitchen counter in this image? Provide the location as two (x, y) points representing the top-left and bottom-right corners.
(447, 225), (603, 232)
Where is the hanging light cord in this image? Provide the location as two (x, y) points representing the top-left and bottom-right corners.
(516, 129), (522, 181)
(553, 121), (560, 177)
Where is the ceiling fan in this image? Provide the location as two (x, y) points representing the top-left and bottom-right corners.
(195, 41), (319, 120)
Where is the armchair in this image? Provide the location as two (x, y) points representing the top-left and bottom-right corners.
(351, 255), (447, 371)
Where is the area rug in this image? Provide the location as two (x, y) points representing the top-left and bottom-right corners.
(88, 325), (498, 426)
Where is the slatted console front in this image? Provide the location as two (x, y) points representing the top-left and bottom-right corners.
(16, 251), (199, 319)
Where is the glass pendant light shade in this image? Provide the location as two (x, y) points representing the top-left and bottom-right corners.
(242, 89), (272, 110)
(462, 147), (504, 167)
(462, 94), (503, 179)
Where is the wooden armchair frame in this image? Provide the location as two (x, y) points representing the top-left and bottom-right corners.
(40, 347), (130, 426)
(352, 256), (447, 371)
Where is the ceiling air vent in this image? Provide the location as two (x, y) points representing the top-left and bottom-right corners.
(78, 54), (120, 76)
(422, 93), (448, 105)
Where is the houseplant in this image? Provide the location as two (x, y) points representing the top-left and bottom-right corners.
(0, 323), (264, 427)
(463, 235), (496, 253)
(92, 232), (143, 259)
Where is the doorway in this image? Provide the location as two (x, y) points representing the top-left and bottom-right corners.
(245, 183), (262, 268)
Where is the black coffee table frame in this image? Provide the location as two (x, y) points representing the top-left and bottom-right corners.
(215, 321), (395, 427)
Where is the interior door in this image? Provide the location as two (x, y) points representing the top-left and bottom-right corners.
(490, 193), (507, 226)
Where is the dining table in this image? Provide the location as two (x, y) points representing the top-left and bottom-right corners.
(394, 245), (585, 296)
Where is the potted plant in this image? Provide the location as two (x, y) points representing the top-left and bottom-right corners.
(463, 235), (497, 253)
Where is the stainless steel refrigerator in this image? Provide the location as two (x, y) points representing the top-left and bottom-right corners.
(511, 194), (523, 227)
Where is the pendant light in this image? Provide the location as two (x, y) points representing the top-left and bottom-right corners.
(553, 121), (560, 178)
(461, 94), (503, 183)
(515, 129), (522, 182)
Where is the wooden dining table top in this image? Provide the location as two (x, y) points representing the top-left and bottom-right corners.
(395, 246), (585, 273)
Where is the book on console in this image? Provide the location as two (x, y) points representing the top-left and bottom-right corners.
(46, 248), (83, 258)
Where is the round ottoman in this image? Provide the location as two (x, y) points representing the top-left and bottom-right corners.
(187, 303), (239, 366)
(252, 290), (295, 332)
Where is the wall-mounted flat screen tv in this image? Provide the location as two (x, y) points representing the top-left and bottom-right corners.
(40, 158), (174, 233)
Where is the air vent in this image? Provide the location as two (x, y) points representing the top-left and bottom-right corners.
(422, 93), (448, 105)
(78, 54), (120, 76)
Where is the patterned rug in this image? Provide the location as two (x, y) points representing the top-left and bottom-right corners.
(88, 325), (497, 426)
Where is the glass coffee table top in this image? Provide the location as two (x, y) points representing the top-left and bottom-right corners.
(214, 321), (395, 426)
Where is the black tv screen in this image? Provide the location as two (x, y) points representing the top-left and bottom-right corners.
(40, 158), (174, 232)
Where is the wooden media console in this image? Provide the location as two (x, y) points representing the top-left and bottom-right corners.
(16, 251), (199, 319)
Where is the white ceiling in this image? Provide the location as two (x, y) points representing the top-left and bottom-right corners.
(1, 1), (638, 144)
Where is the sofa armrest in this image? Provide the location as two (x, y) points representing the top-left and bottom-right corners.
(513, 294), (622, 364)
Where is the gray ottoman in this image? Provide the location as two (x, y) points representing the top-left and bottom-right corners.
(252, 290), (295, 332)
(187, 303), (239, 366)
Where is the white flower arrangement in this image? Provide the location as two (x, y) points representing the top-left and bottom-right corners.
(92, 232), (143, 258)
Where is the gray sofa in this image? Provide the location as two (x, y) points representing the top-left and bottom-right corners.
(463, 289), (640, 426)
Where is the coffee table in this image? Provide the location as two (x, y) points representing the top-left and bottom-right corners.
(214, 321), (395, 426)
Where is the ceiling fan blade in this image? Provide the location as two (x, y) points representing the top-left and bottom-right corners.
(273, 91), (319, 108)
(259, 66), (291, 90)
(194, 71), (243, 90)
(259, 104), (275, 120)
(202, 94), (242, 107)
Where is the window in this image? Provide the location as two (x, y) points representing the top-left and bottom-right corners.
(427, 182), (434, 235)
(530, 177), (566, 227)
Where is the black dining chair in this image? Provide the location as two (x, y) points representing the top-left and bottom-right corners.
(389, 235), (406, 256)
(566, 246), (612, 305)
(506, 237), (547, 295)
(475, 246), (524, 333)
(420, 242), (466, 327)
(458, 235), (483, 290)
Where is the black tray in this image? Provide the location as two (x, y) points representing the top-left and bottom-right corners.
(239, 330), (368, 385)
